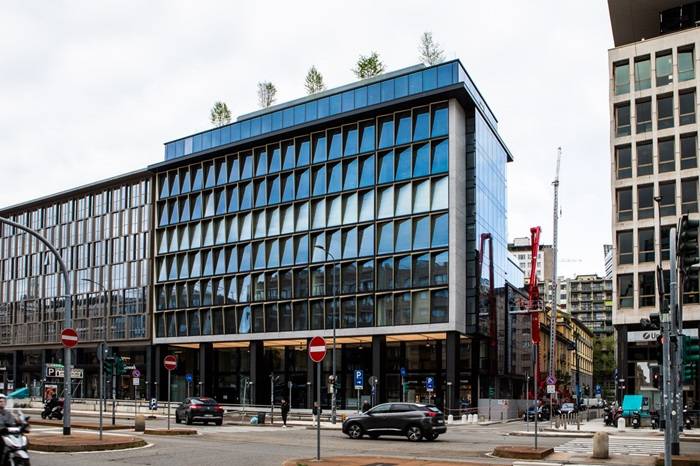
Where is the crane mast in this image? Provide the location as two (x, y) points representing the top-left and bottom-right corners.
(548, 147), (562, 381)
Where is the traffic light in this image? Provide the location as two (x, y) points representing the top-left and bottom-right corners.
(115, 356), (126, 376)
(678, 215), (700, 273)
(683, 335), (700, 383)
(104, 356), (115, 377)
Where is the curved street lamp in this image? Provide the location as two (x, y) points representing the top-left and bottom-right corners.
(314, 245), (338, 424)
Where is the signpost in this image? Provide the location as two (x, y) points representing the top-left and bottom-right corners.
(354, 370), (364, 412)
(308, 336), (326, 461)
(400, 367), (407, 402)
(185, 373), (193, 397)
(59, 327), (78, 436)
(164, 355), (177, 430)
(426, 377), (434, 404)
(369, 376), (378, 406)
(546, 375), (556, 427)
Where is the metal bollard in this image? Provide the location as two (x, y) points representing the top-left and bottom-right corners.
(592, 432), (609, 459)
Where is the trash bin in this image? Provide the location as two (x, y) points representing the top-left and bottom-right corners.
(256, 412), (266, 424)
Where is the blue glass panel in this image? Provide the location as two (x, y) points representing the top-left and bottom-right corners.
(343, 228), (357, 259)
(295, 235), (308, 264)
(241, 154), (253, 179)
(297, 138), (310, 166)
(294, 104), (305, 125)
(313, 166), (326, 196)
(272, 111), (283, 131)
(256, 151), (267, 177)
(344, 127), (358, 156)
(251, 117), (261, 137)
(176, 140), (185, 157)
(329, 230), (341, 260)
(166, 143), (175, 159)
(396, 147), (412, 181)
(329, 94), (342, 115)
(329, 129), (342, 160)
(184, 137), (193, 155)
(262, 114), (272, 133)
(395, 75), (408, 98)
(192, 194), (203, 219)
(283, 143), (295, 170)
(282, 174), (294, 202)
(359, 122), (375, 153)
(367, 83), (380, 105)
(377, 222), (394, 254)
(378, 117), (394, 149)
(431, 213), (448, 247)
(437, 63), (454, 87)
(413, 216), (430, 249)
(240, 245), (251, 272)
(318, 97), (330, 118)
(359, 155), (374, 187)
(395, 219), (411, 252)
(241, 120), (251, 139)
(380, 80), (394, 102)
(378, 151), (394, 184)
(241, 183), (252, 210)
(342, 90), (354, 112)
(306, 100), (318, 120)
(212, 129), (221, 146)
(296, 169), (310, 199)
(344, 158), (358, 190)
(355, 87), (367, 108)
(414, 143), (430, 177)
(313, 134), (327, 163)
(282, 237), (294, 266)
(269, 176), (280, 204)
(409, 71), (423, 95)
(269, 146), (281, 173)
(396, 113), (411, 146)
(193, 134), (202, 152)
(413, 108), (430, 141)
(432, 106), (448, 137)
(359, 225), (374, 257)
(328, 162), (342, 193)
(254, 243), (266, 269)
(255, 180), (267, 208)
(227, 188), (239, 212)
(231, 124), (241, 142)
(221, 126), (231, 144)
(423, 68), (437, 91)
(431, 139), (449, 173)
(283, 108), (294, 128)
(267, 241), (279, 268)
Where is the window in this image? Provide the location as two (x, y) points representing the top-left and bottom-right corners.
(431, 289), (448, 323)
(637, 184), (654, 219)
(634, 57), (651, 90)
(681, 134), (697, 169)
(638, 228), (654, 263)
(636, 99), (651, 133)
(394, 292), (411, 325)
(679, 47), (695, 82)
(680, 90), (696, 125)
(413, 253), (430, 286)
(682, 178), (699, 213)
(659, 182), (676, 216)
(656, 52), (673, 86)
(431, 251), (448, 285)
(377, 257), (394, 290)
(616, 146), (631, 179)
(661, 225), (671, 261)
(376, 294), (393, 326)
(637, 141), (653, 176)
(615, 103), (630, 137)
(618, 274), (633, 308)
(658, 138), (675, 172)
(639, 271), (655, 307)
(657, 94), (674, 129)
(617, 230), (633, 265)
(411, 291), (429, 324)
(614, 61), (630, 95)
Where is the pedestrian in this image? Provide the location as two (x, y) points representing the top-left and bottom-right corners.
(312, 401), (322, 423)
(280, 398), (289, 427)
(362, 400), (371, 413)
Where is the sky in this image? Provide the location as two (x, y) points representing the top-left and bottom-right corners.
(0, 0), (613, 279)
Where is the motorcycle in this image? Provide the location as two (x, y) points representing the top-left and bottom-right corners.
(604, 406), (623, 427)
(40, 400), (62, 420)
(684, 406), (694, 430)
(631, 410), (641, 429)
(1, 411), (30, 466)
(651, 411), (660, 429)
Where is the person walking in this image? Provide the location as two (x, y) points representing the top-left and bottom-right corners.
(361, 400), (371, 413)
(280, 399), (290, 427)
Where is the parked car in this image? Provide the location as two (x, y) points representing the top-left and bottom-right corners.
(342, 403), (446, 441)
(523, 405), (550, 421)
(175, 397), (224, 425)
(559, 403), (577, 415)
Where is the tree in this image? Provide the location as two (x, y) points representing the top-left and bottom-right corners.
(209, 101), (231, 127)
(257, 81), (277, 108)
(593, 335), (616, 398)
(304, 66), (326, 95)
(352, 52), (385, 79)
(418, 32), (445, 66)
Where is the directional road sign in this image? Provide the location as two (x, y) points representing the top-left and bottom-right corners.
(425, 376), (434, 392)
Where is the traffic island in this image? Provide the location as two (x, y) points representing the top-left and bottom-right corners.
(492, 446), (554, 460)
(27, 433), (146, 452)
(143, 428), (197, 436)
(656, 455), (700, 466)
(31, 419), (131, 430)
(284, 457), (492, 466)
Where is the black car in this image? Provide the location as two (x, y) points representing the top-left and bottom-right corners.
(175, 397), (224, 425)
(523, 405), (550, 421)
(342, 403), (446, 441)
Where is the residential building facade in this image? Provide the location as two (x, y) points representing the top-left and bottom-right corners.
(566, 274), (613, 337)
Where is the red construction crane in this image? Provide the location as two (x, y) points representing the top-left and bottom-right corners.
(528, 226), (542, 394)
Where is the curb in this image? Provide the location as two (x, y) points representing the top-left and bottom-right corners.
(509, 431), (593, 438)
(31, 420), (131, 430)
(143, 429), (197, 436)
(492, 446), (553, 460)
(28, 437), (147, 453)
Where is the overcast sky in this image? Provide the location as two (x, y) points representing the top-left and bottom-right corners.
(0, 1), (613, 278)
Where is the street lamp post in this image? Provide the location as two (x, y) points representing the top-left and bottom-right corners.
(314, 245), (338, 424)
(81, 278), (108, 440)
(0, 217), (73, 435)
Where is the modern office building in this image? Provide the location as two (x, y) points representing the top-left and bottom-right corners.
(603, 244), (613, 280)
(609, 0), (700, 400)
(0, 171), (154, 399)
(566, 274), (613, 337)
(150, 60), (523, 409)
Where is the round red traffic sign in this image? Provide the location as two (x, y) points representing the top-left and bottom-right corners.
(60, 328), (78, 348)
(308, 336), (327, 363)
(163, 355), (177, 371)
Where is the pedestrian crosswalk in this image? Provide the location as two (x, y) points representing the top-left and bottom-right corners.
(554, 437), (665, 456)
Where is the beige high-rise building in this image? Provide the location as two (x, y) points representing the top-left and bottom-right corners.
(608, 0), (700, 401)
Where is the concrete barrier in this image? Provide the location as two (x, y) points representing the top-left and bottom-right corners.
(447, 414), (454, 424)
(592, 432), (609, 459)
(134, 414), (145, 432)
(617, 416), (625, 432)
(461, 414), (467, 424)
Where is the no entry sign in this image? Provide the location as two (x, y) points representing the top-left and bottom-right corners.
(163, 355), (177, 371)
(60, 328), (78, 348)
(308, 336), (327, 363)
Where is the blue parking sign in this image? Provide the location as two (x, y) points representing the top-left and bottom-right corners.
(425, 376), (434, 392)
(400, 367), (407, 377)
(354, 370), (364, 389)
(185, 373), (193, 383)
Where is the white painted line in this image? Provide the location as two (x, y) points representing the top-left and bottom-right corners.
(309, 346), (326, 353)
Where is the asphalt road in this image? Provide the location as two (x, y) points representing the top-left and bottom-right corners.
(30, 421), (566, 466)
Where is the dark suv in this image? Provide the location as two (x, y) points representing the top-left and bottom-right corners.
(342, 403), (446, 441)
(175, 397), (224, 425)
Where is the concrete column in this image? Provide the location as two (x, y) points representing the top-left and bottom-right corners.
(372, 335), (386, 404)
(199, 342), (213, 397)
(470, 336), (480, 403)
(249, 340), (265, 405)
(445, 332), (460, 413)
(616, 326), (627, 400)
